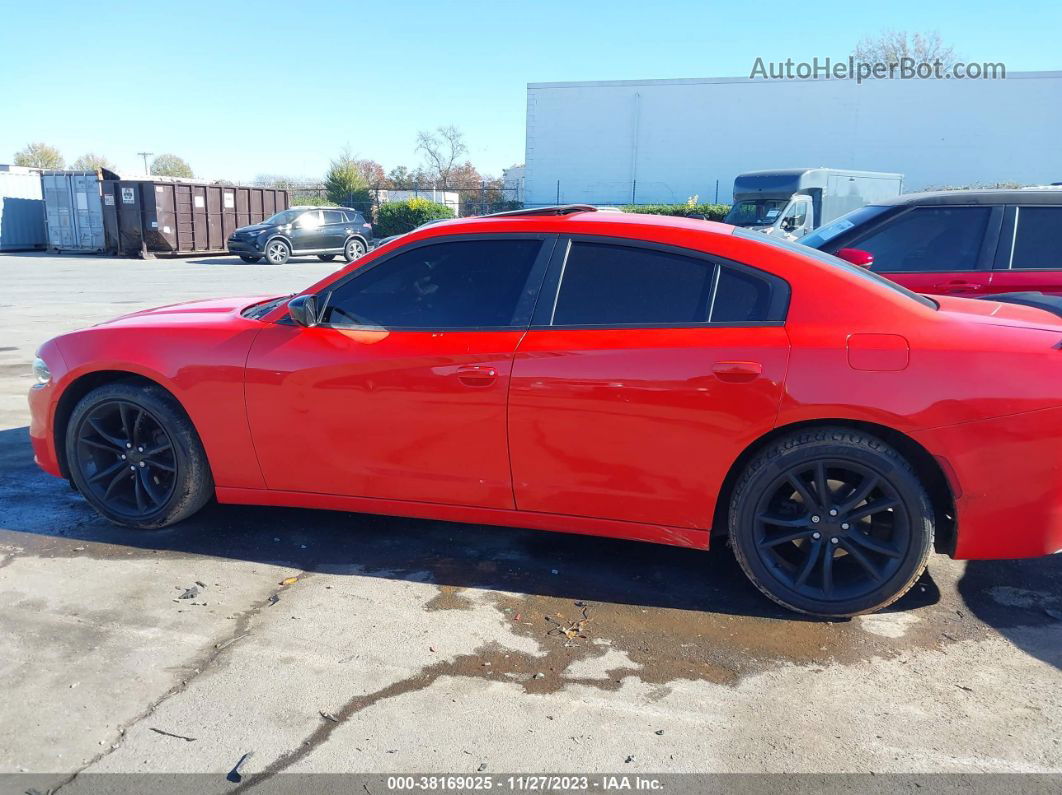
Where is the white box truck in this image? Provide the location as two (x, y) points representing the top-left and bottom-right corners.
(723, 168), (903, 240)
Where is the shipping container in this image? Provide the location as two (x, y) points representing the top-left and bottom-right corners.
(42, 171), (288, 257)
(42, 171), (109, 253)
(0, 165), (46, 251)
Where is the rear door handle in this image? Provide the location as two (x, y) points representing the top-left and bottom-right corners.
(934, 280), (984, 293)
(456, 365), (498, 387)
(712, 361), (763, 382)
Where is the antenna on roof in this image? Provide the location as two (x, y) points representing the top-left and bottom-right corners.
(486, 204), (598, 218)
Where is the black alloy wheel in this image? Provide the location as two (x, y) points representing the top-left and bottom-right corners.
(753, 459), (909, 601)
(67, 382), (213, 529)
(75, 400), (177, 518)
(730, 427), (934, 616)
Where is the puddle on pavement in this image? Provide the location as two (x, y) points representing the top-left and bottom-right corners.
(424, 583), (983, 693)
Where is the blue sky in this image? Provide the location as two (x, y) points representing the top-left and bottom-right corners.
(2, 0), (1059, 182)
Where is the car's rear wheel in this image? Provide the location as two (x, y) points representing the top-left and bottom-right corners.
(239, 255), (262, 263)
(344, 238), (366, 261)
(66, 382), (213, 529)
(729, 427), (934, 617)
(265, 239), (291, 265)
(317, 254), (336, 262)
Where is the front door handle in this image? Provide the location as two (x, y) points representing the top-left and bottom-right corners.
(456, 365), (498, 387)
(712, 361), (763, 382)
(934, 280), (984, 293)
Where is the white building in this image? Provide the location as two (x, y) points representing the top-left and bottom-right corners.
(523, 71), (1062, 207)
(502, 165), (525, 203)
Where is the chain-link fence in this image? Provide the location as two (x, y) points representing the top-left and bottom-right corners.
(281, 183), (522, 219)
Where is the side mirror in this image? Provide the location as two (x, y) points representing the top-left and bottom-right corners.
(835, 248), (874, 268)
(288, 294), (319, 327)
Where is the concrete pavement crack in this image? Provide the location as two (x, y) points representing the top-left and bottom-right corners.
(49, 571), (312, 793)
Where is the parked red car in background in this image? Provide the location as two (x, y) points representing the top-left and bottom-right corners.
(802, 189), (1062, 297)
(28, 207), (1062, 617)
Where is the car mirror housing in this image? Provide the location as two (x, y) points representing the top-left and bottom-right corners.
(288, 294), (319, 327)
(835, 247), (875, 268)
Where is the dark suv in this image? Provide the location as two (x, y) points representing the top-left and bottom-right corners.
(227, 206), (373, 265)
(802, 189), (1062, 297)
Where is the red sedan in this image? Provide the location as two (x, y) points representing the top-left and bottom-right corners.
(27, 206), (1062, 616)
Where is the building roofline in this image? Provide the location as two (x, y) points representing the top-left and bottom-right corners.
(527, 70), (1062, 90)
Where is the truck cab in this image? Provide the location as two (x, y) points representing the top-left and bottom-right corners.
(724, 168), (903, 240)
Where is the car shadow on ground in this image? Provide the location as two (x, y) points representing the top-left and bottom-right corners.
(957, 557), (1062, 670)
(183, 255), (340, 267)
(1, 425), (943, 624)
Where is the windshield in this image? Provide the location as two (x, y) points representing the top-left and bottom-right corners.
(732, 228), (937, 310)
(262, 209), (303, 226)
(801, 205), (891, 248)
(724, 199), (789, 227)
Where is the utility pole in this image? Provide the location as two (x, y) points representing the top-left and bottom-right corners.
(137, 152), (153, 175)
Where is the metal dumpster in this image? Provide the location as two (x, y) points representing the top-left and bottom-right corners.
(104, 179), (288, 256)
(42, 171), (110, 253)
(0, 165), (46, 251)
(42, 171), (289, 257)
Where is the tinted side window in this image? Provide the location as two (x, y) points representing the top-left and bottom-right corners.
(321, 239), (541, 328)
(549, 242), (783, 326)
(851, 206), (990, 272)
(323, 210), (345, 224)
(1011, 207), (1062, 269)
(552, 243), (714, 325)
(711, 267), (774, 322)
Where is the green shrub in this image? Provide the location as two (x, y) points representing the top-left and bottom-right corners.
(622, 203), (731, 221)
(376, 198), (455, 237)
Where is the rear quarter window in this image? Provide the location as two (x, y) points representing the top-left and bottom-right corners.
(549, 241), (788, 326)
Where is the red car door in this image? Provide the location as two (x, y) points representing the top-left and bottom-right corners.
(508, 239), (790, 530)
(244, 236), (553, 508)
(981, 206), (1062, 296)
(841, 205), (1000, 297)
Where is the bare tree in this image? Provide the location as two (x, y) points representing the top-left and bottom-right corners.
(13, 142), (64, 169)
(71, 153), (116, 172)
(853, 30), (958, 69)
(415, 125), (468, 188)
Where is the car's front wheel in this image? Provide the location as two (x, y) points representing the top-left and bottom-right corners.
(728, 427), (934, 617)
(66, 382), (213, 529)
(344, 238), (366, 262)
(265, 239), (291, 265)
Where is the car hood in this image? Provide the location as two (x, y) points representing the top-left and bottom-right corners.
(94, 295), (279, 327)
(935, 294), (1062, 332)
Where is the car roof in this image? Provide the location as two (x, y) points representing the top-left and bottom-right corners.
(874, 188), (1062, 207)
(422, 207), (735, 236)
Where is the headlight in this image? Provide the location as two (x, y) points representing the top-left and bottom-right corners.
(32, 356), (52, 385)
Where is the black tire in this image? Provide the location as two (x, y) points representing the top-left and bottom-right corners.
(344, 238), (366, 261)
(264, 238), (291, 265)
(728, 426), (933, 617)
(317, 254), (337, 262)
(66, 381), (214, 529)
(239, 255), (262, 263)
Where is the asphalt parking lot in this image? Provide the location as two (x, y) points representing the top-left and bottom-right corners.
(1, 253), (1060, 790)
